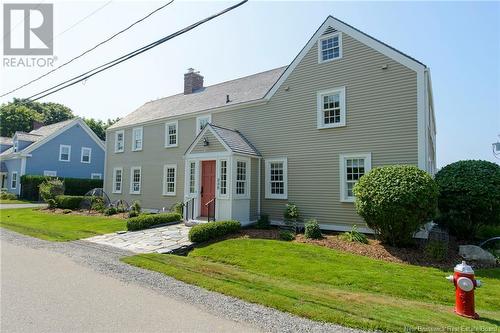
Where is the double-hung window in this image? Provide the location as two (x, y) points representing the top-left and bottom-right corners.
(11, 172), (18, 189)
(59, 144), (71, 162)
(130, 167), (141, 194)
(317, 87), (346, 129)
(219, 160), (227, 196)
(163, 164), (176, 196)
(188, 162), (196, 195)
(196, 115), (211, 135)
(81, 147), (92, 163)
(115, 130), (124, 153)
(165, 121), (178, 148)
(318, 32), (342, 63)
(235, 161), (247, 196)
(265, 158), (287, 199)
(340, 153), (371, 202)
(113, 168), (123, 193)
(132, 127), (143, 151)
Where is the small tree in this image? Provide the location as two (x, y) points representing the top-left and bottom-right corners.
(354, 165), (438, 247)
(38, 178), (64, 202)
(435, 160), (500, 240)
(284, 203), (300, 232)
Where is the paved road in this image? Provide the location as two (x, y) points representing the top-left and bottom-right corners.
(0, 241), (259, 333)
(0, 203), (47, 209)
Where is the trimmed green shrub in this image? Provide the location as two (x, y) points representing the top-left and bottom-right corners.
(0, 190), (17, 200)
(304, 219), (322, 239)
(55, 195), (85, 209)
(188, 220), (241, 243)
(127, 212), (182, 231)
(90, 196), (105, 212)
(435, 160), (500, 240)
(279, 230), (295, 241)
(20, 175), (103, 200)
(128, 210), (139, 218)
(63, 178), (103, 196)
(39, 179), (64, 202)
(171, 202), (184, 215)
(354, 165), (438, 247)
(256, 214), (271, 229)
(46, 198), (56, 209)
(104, 207), (118, 216)
(339, 225), (368, 244)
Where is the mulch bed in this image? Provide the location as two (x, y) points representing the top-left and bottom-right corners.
(40, 208), (128, 219)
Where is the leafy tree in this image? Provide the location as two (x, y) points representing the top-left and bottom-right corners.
(0, 104), (42, 136)
(83, 117), (120, 140)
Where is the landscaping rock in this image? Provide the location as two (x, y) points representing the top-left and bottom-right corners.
(459, 245), (497, 265)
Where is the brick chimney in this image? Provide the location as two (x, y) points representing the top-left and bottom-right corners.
(184, 68), (204, 94)
(32, 120), (44, 130)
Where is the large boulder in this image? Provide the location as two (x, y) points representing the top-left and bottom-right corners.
(459, 245), (497, 265)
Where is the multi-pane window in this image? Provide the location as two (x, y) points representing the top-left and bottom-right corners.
(165, 121), (178, 147)
(115, 131), (124, 152)
(163, 165), (176, 195)
(59, 145), (71, 161)
(189, 162), (196, 194)
(219, 160), (227, 195)
(132, 127), (143, 151)
(196, 115), (211, 134)
(319, 33), (341, 62)
(130, 167), (141, 194)
(265, 158), (287, 199)
(11, 172), (17, 189)
(236, 161), (247, 195)
(317, 87), (346, 129)
(113, 168), (122, 193)
(340, 153), (371, 202)
(81, 147), (91, 163)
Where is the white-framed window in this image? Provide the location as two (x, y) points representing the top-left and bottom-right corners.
(115, 130), (124, 153)
(219, 159), (228, 196)
(112, 167), (123, 194)
(340, 153), (371, 202)
(81, 147), (92, 163)
(318, 32), (342, 63)
(11, 171), (18, 189)
(59, 144), (71, 162)
(91, 173), (102, 180)
(196, 114), (211, 135)
(43, 170), (57, 177)
(165, 121), (178, 148)
(265, 158), (288, 199)
(130, 167), (142, 194)
(188, 161), (196, 194)
(235, 160), (247, 196)
(317, 87), (346, 129)
(13, 140), (18, 152)
(132, 127), (143, 151)
(163, 164), (177, 196)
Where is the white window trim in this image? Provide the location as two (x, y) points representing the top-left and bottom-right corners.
(112, 167), (123, 194)
(196, 114), (212, 135)
(339, 153), (372, 203)
(164, 120), (179, 148)
(163, 164), (177, 196)
(132, 127), (143, 151)
(91, 173), (102, 180)
(217, 159), (229, 198)
(114, 130), (124, 153)
(234, 157), (250, 199)
(317, 87), (346, 129)
(318, 32), (343, 64)
(129, 166), (142, 194)
(43, 170), (57, 177)
(187, 161), (198, 196)
(265, 157), (288, 200)
(59, 144), (71, 162)
(11, 171), (18, 189)
(80, 147), (92, 163)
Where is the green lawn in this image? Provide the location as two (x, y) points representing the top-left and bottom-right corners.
(0, 199), (32, 204)
(0, 208), (126, 241)
(123, 239), (500, 332)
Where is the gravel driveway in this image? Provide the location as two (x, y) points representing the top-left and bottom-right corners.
(0, 228), (361, 333)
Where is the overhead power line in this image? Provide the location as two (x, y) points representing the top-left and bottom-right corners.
(1, 0), (174, 98)
(27, 0), (247, 101)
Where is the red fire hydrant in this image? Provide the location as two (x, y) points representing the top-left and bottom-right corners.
(446, 261), (482, 319)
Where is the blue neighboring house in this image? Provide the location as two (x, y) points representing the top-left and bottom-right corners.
(0, 118), (105, 196)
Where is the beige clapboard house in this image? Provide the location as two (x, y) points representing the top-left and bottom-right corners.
(104, 16), (436, 231)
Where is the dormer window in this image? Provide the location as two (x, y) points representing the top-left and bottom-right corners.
(318, 32), (342, 63)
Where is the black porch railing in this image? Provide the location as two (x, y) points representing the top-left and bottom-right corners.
(205, 198), (216, 222)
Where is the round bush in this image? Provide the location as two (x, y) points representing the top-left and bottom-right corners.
(435, 160), (500, 240)
(304, 219), (322, 239)
(353, 165), (438, 247)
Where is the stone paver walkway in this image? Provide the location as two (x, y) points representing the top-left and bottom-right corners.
(84, 223), (192, 254)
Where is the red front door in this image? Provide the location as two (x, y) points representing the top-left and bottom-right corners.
(200, 160), (216, 217)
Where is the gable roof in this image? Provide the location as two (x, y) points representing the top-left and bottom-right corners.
(14, 132), (43, 142)
(30, 119), (75, 137)
(108, 66), (287, 130)
(0, 137), (13, 145)
(185, 124), (261, 157)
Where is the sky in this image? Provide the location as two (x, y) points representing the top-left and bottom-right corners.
(1, 1), (499, 168)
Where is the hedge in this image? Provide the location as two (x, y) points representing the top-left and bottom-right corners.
(127, 212), (182, 231)
(55, 195), (86, 209)
(20, 175), (103, 201)
(188, 220), (241, 243)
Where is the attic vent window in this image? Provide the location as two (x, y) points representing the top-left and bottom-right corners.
(318, 32), (342, 63)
